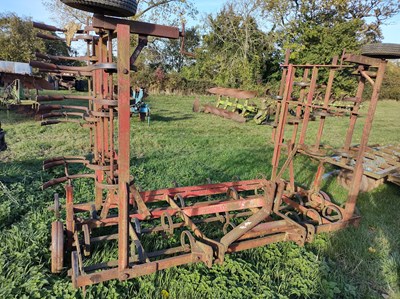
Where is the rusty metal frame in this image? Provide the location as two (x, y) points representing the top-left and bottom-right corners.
(32, 15), (388, 289)
(270, 52), (387, 220)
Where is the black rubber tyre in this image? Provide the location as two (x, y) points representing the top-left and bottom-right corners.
(61, 0), (137, 17)
(361, 43), (400, 59)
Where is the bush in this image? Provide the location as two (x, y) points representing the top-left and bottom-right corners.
(380, 62), (400, 101)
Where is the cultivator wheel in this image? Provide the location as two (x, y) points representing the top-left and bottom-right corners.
(51, 220), (64, 273)
(337, 169), (379, 193)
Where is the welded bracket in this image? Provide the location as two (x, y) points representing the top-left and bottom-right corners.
(164, 195), (225, 265)
(129, 184), (151, 219)
(273, 181), (308, 246)
(181, 231), (213, 268)
(129, 222), (149, 263)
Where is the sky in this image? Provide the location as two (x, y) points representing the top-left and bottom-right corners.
(0, 0), (399, 43)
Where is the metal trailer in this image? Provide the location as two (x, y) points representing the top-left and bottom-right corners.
(32, 7), (389, 290)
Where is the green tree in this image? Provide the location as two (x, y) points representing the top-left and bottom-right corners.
(0, 13), (46, 62)
(381, 61), (400, 100)
(184, 1), (277, 89)
(0, 13), (73, 65)
(262, 0), (400, 64)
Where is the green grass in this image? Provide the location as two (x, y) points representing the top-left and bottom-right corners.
(0, 94), (399, 298)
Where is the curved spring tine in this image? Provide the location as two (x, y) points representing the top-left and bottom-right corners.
(161, 212), (174, 235)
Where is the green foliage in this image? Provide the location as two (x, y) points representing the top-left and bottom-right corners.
(380, 62), (400, 101)
(187, 4), (277, 89)
(132, 66), (214, 94)
(0, 13), (45, 62)
(0, 13), (71, 64)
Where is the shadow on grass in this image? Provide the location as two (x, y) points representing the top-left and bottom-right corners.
(150, 113), (194, 122)
(322, 183), (400, 298)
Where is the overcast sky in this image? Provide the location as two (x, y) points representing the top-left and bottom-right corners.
(0, 0), (398, 43)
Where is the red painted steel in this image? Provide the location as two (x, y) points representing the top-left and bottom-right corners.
(116, 23), (131, 273)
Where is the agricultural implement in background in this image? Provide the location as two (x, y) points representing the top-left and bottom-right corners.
(0, 61), (54, 111)
(193, 87), (273, 124)
(0, 79), (38, 108)
(31, 0), (394, 289)
(193, 80), (357, 126)
(130, 87), (150, 124)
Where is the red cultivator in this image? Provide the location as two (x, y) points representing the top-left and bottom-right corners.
(33, 3), (389, 289)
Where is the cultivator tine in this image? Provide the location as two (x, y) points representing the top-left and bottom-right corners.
(32, 21), (66, 32)
(41, 119), (84, 126)
(171, 180), (179, 187)
(129, 222), (149, 263)
(42, 112), (85, 119)
(73, 231), (85, 274)
(180, 231), (213, 267)
(174, 194), (185, 208)
(161, 212), (175, 236)
(42, 174), (96, 190)
(37, 95), (91, 102)
(36, 95), (65, 102)
(43, 158), (89, 170)
(35, 52), (97, 62)
(38, 105), (89, 113)
(82, 224), (91, 256)
(129, 186), (151, 219)
(30, 60), (92, 72)
(164, 194), (226, 262)
(36, 32), (66, 41)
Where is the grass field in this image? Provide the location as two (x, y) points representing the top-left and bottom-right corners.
(0, 95), (399, 298)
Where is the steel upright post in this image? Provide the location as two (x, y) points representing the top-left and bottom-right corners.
(117, 24), (131, 275)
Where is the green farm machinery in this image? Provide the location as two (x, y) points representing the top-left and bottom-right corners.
(0, 79), (39, 109)
(193, 87), (275, 124)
